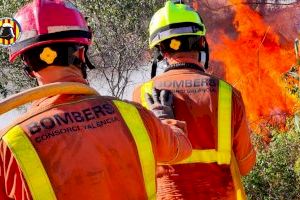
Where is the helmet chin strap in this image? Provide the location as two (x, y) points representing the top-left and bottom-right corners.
(200, 36), (209, 69)
(84, 46), (95, 70)
(151, 47), (163, 78)
(81, 46), (96, 79)
(199, 51), (206, 68)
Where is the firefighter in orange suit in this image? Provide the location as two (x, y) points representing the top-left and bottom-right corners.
(0, 1), (192, 199)
(133, 1), (256, 199)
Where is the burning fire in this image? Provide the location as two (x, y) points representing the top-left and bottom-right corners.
(193, 0), (297, 133)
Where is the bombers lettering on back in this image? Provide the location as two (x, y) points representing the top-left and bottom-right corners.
(27, 102), (115, 135)
(156, 78), (217, 88)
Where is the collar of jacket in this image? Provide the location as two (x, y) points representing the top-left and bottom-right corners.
(165, 63), (205, 73)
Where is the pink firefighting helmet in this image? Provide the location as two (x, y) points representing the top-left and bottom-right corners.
(9, 0), (92, 62)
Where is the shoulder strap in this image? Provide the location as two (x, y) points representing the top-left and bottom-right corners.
(113, 100), (156, 199)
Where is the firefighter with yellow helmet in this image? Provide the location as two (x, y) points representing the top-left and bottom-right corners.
(133, 1), (256, 199)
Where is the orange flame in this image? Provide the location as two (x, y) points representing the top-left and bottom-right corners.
(205, 0), (297, 131)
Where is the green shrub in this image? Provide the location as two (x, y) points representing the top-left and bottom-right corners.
(243, 118), (300, 200)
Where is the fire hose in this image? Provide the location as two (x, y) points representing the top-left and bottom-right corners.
(0, 82), (99, 115)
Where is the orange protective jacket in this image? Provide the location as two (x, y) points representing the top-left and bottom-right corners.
(0, 92), (191, 200)
(133, 68), (256, 200)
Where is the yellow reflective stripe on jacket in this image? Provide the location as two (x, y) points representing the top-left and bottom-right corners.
(217, 80), (232, 164)
(176, 149), (223, 164)
(139, 79), (232, 165)
(230, 152), (247, 200)
(113, 100), (156, 200)
(2, 126), (56, 200)
(140, 81), (154, 109)
(176, 149), (232, 165)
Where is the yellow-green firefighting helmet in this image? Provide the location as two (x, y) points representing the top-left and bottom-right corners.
(149, 1), (206, 49)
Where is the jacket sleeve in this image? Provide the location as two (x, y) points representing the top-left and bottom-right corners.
(135, 104), (192, 164)
(0, 139), (31, 200)
(232, 90), (256, 176)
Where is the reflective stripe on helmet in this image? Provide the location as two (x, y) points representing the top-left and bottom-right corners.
(113, 100), (156, 200)
(140, 80), (232, 165)
(10, 30), (92, 55)
(47, 26), (89, 34)
(2, 125), (57, 200)
(149, 22), (204, 47)
(18, 27), (89, 42)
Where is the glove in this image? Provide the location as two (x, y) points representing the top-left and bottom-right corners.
(145, 88), (175, 120)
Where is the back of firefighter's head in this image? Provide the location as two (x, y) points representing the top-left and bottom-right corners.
(149, 0), (209, 69)
(8, 0), (94, 79)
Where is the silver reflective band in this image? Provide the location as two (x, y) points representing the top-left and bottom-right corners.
(151, 26), (196, 44)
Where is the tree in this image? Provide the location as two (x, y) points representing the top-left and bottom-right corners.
(74, 0), (164, 98)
